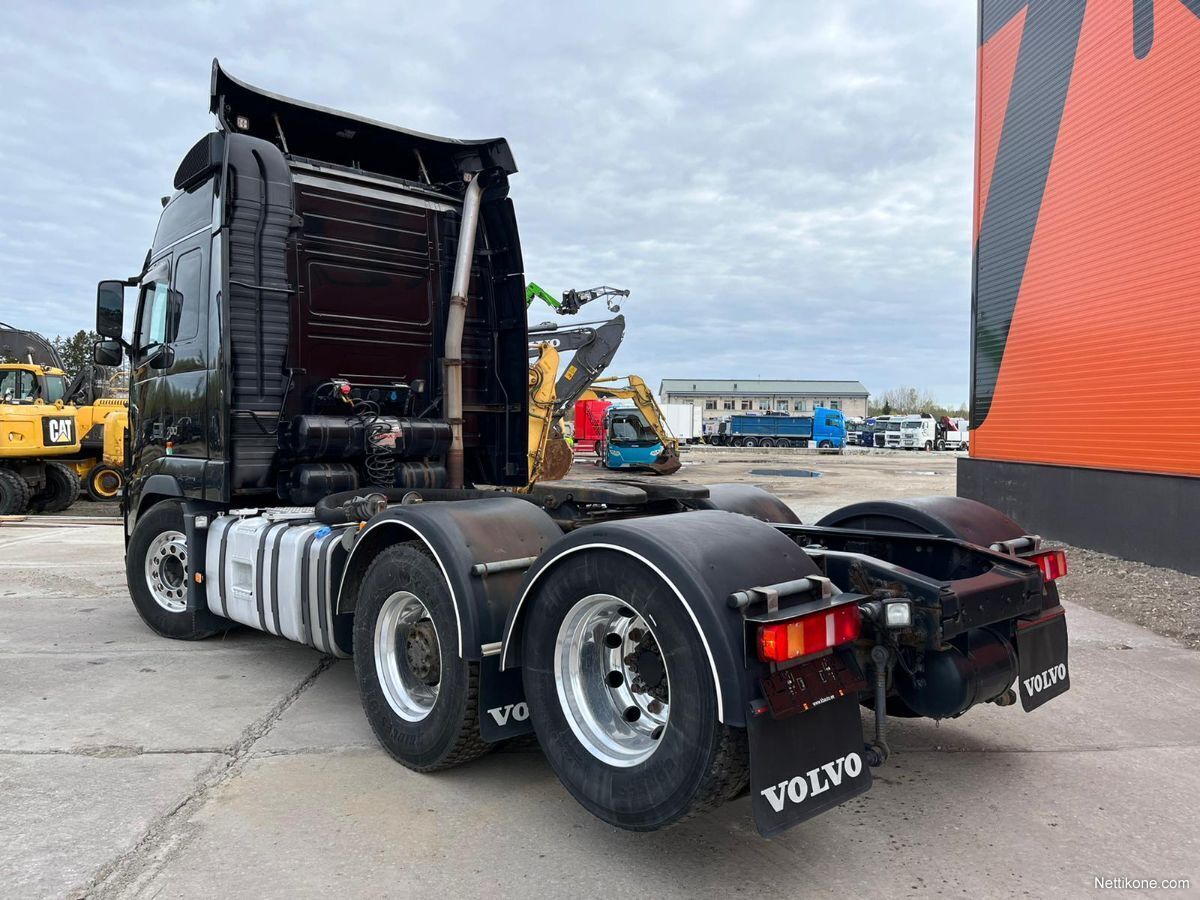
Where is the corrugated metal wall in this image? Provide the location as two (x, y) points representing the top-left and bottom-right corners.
(971, 0), (1200, 477)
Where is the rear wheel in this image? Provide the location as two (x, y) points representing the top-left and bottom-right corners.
(86, 464), (124, 501)
(30, 462), (79, 513)
(0, 467), (31, 515)
(760, 437), (776, 448)
(742, 437), (758, 447)
(522, 552), (749, 831)
(127, 501), (228, 640)
(353, 543), (491, 771)
(935, 439), (946, 451)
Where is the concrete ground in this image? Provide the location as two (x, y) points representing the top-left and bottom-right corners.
(2, 452), (1197, 898)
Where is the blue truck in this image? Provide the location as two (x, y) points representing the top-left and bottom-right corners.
(714, 408), (846, 448)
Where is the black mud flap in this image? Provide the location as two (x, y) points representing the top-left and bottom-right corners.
(478, 656), (534, 742)
(1016, 606), (1070, 712)
(747, 693), (871, 837)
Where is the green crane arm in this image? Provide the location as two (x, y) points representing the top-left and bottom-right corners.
(525, 281), (563, 312)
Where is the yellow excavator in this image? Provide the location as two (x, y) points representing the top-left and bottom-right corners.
(0, 324), (128, 512)
(580, 375), (682, 475)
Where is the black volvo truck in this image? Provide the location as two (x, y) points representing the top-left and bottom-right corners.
(93, 61), (1071, 836)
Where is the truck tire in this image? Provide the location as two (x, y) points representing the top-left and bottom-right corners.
(924, 441), (933, 451)
(935, 439), (946, 451)
(0, 467), (31, 514)
(818, 439), (833, 449)
(521, 551), (749, 831)
(127, 500), (229, 640)
(743, 437), (758, 447)
(30, 462), (80, 513)
(761, 437), (776, 448)
(353, 543), (492, 772)
(86, 463), (124, 501)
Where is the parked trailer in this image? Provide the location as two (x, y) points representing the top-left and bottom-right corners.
(96, 63), (1071, 837)
(659, 402), (702, 444)
(715, 407), (845, 449)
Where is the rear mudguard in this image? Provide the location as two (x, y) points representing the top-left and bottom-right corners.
(692, 482), (801, 524)
(816, 495), (1025, 546)
(337, 497), (562, 659)
(500, 509), (820, 727)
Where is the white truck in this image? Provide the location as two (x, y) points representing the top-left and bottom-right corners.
(900, 414), (937, 450)
(900, 414), (970, 451)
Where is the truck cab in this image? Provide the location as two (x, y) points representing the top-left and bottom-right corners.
(811, 407), (846, 449)
(883, 416), (903, 448)
(900, 413), (937, 450)
(93, 61), (528, 537)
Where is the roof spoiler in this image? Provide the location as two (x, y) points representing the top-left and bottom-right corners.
(208, 59), (516, 184)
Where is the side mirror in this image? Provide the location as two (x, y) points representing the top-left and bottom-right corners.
(93, 339), (123, 367)
(96, 281), (126, 339)
(148, 344), (175, 370)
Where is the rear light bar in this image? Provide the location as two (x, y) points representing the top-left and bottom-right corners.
(1028, 548), (1068, 582)
(758, 604), (861, 663)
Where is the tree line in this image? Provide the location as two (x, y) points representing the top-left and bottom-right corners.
(868, 385), (968, 419)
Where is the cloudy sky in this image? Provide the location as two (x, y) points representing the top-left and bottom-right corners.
(0, 0), (977, 405)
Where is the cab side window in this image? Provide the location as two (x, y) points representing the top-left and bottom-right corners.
(135, 249), (203, 356)
(169, 249), (202, 343)
(137, 282), (171, 350)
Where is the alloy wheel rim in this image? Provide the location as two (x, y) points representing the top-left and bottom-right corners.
(375, 591), (441, 722)
(145, 530), (188, 613)
(555, 593), (670, 768)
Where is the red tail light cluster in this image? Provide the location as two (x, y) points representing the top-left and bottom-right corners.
(757, 604), (861, 663)
(1028, 548), (1068, 582)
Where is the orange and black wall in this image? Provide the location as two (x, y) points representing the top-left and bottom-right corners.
(959, 0), (1200, 572)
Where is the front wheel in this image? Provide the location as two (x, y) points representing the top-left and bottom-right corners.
(127, 501), (229, 640)
(353, 543), (492, 771)
(521, 552), (749, 830)
(818, 439), (833, 449)
(924, 441), (933, 451)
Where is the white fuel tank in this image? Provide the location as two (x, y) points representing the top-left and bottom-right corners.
(205, 510), (352, 657)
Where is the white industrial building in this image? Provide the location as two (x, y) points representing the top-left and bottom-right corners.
(659, 379), (870, 428)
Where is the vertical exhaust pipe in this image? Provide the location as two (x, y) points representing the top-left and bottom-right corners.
(444, 173), (484, 489)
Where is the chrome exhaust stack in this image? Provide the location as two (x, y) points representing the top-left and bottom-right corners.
(444, 174), (484, 489)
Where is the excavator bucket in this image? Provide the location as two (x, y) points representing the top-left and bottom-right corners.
(648, 445), (683, 476)
(540, 436), (575, 481)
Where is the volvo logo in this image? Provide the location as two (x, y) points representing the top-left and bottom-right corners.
(487, 702), (529, 726)
(760, 752), (864, 813)
(1022, 663), (1067, 698)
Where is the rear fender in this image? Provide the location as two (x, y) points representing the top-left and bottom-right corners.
(817, 495), (1026, 546)
(336, 497), (561, 660)
(500, 509), (821, 726)
(692, 483), (801, 524)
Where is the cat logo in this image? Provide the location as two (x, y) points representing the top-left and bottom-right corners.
(42, 417), (75, 446)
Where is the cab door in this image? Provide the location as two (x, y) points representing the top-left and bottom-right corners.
(129, 236), (210, 493)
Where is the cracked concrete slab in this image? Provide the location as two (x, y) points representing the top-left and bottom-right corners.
(0, 752), (224, 899)
(1, 644), (326, 754)
(124, 745), (1200, 899)
(255, 661), (378, 753)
